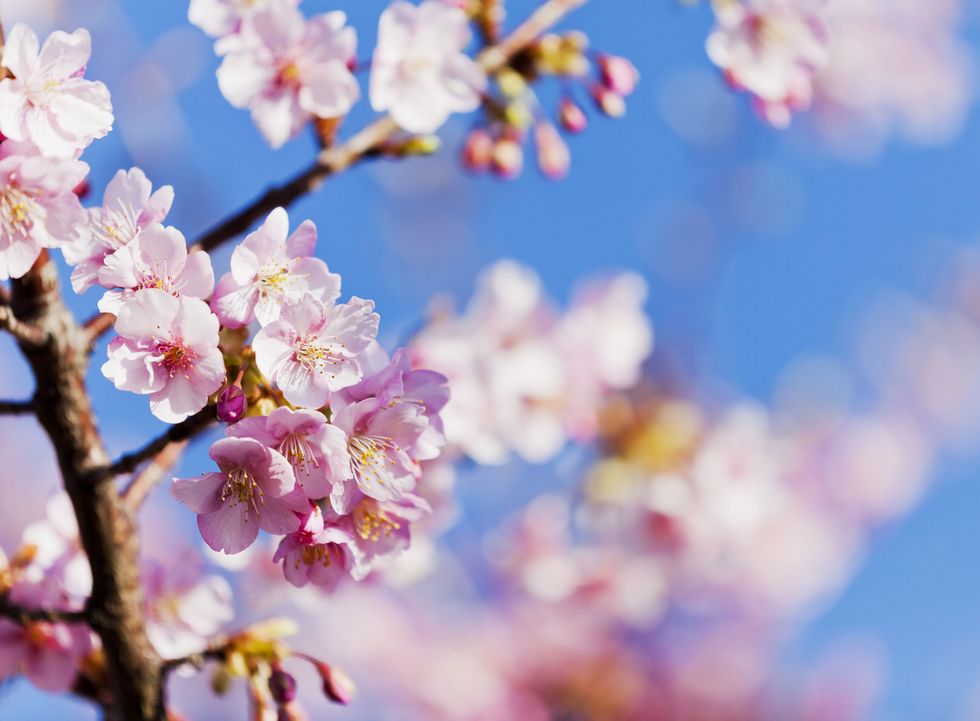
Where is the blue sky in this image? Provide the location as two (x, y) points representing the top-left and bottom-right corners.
(4, 0), (980, 717)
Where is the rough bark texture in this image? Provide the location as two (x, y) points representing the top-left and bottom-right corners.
(10, 253), (164, 721)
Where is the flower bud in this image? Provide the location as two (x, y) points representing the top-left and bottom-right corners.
(591, 85), (626, 118)
(462, 128), (494, 172)
(314, 662), (356, 705)
(269, 668), (298, 705)
(216, 384), (247, 423)
(598, 54), (639, 96)
(491, 135), (524, 180)
(558, 97), (587, 134)
(534, 123), (570, 180)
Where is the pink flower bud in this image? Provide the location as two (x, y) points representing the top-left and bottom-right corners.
(73, 179), (91, 200)
(491, 136), (524, 179)
(462, 128), (494, 172)
(216, 384), (246, 423)
(598, 54), (639, 96)
(558, 97), (587, 134)
(591, 85), (626, 118)
(534, 123), (570, 180)
(314, 662), (356, 705)
(269, 668), (298, 704)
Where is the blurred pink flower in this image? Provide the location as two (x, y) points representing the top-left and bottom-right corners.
(0, 24), (113, 157)
(212, 207), (340, 329)
(189, 0), (300, 41)
(369, 0), (486, 133)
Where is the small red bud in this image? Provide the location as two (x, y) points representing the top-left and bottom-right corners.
(216, 384), (247, 423)
(461, 128), (494, 172)
(491, 136), (523, 180)
(269, 668), (298, 705)
(598, 54), (639, 96)
(591, 84), (627, 118)
(534, 123), (570, 180)
(73, 179), (91, 200)
(558, 97), (587, 134)
(314, 662), (356, 705)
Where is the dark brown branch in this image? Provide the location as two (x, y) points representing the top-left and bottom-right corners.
(0, 593), (88, 625)
(0, 303), (48, 347)
(122, 439), (190, 511)
(0, 398), (34, 414)
(10, 251), (165, 721)
(97, 407), (215, 482)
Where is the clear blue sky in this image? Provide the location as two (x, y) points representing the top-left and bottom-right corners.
(3, 0), (980, 718)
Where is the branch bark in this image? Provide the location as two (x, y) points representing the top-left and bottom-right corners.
(0, 593), (88, 625)
(0, 398), (34, 414)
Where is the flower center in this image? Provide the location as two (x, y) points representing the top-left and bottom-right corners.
(278, 432), (319, 477)
(300, 543), (334, 567)
(0, 185), (41, 240)
(221, 467), (264, 520)
(348, 435), (398, 489)
(277, 61), (302, 87)
(354, 502), (401, 542)
(257, 261), (297, 296)
(94, 200), (140, 250)
(295, 334), (343, 375)
(159, 341), (196, 377)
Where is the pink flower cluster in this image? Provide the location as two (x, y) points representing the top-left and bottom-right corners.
(409, 260), (653, 464)
(190, 0), (486, 146)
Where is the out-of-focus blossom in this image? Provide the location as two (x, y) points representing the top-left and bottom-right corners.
(253, 296), (379, 409)
(0, 614), (92, 692)
(812, 0), (972, 151)
(64, 167), (174, 294)
(0, 25), (113, 157)
(216, 6), (359, 148)
(172, 436), (306, 554)
(212, 207), (340, 329)
(409, 261), (652, 464)
(706, 0), (828, 127)
(143, 551), (234, 657)
(0, 141), (88, 280)
(102, 289), (225, 423)
(369, 0), (487, 133)
(189, 0), (300, 41)
(96, 223), (215, 314)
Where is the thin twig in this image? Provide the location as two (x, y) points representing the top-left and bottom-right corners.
(122, 439), (189, 510)
(94, 407), (216, 483)
(0, 593), (89, 625)
(0, 399), (34, 414)
(84, 0), (590, 344)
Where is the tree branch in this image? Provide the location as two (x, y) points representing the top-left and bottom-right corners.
(0, 398), (34, 414)
(122, 439), (190, 511)
(84, 0), (590, 344)
(0, 304), (48, 347)
(0, 593), (88, 625)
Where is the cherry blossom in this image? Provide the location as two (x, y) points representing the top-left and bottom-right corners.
(189, 0), (300, 42)
(96, 224), (215, 314)
(0, 614), (93, 693)
(327, 492), (431, 575)
(64, 167), (173, 294)
(228, 407), (349, 499)
(706, 0), (829, 127)
(0, 24), (113, 157)
(0, 141), (88, 281)
(273, 504), (359, 590)
(212, 206), (340, 328)
(216, 6), (359, 148)
(101, 289), (225, 423)
(172, 436), (307, 554)
(253, 296), (379, 409)
(369, 0), (487, 133)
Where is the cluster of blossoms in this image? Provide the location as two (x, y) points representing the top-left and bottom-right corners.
(462, 34), (640, 180)
(409, 260), (652, 464)
(0, 24), (113, 280)
(189, 0), (486, 147)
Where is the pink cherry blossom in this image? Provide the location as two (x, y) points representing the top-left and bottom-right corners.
(212, 206), (340, 328)
(273, 504), (359, 589)
(189, 0), (300, 41)
(706, 0), (828, 127)
(253, 296), (380, 409)
(64, 167), (174, 294)
(327, 492), (430, 576)
(96, 224), (214, 314)
(101, 289), (225, 423)
(172, 436), (306, 554)
(0, 141), (88, 280)
(329, 396), (428, 510)
(228, 407), (349, 499)
(369, 0), (487, 133)
(216, 7), (359, 148)
(0, 24), (113, 157)
(0, 616), (93, 693)
(142, 551), (234, 658)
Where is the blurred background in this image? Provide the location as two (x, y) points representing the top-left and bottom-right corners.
(3, 0), (980, 718)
